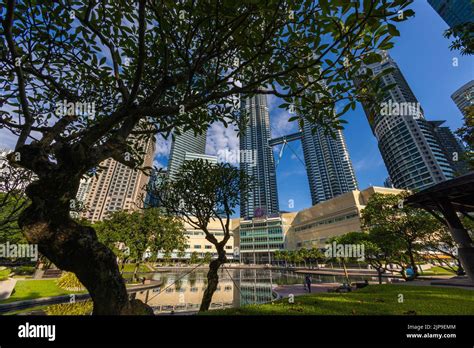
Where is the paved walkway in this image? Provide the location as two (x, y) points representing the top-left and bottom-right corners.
(395, 278), (474, 290)
(0, 279), (17, 300)
(273, 283), (340, 298)
(295, 268), (398, 277)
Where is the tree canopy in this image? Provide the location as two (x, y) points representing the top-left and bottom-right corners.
(96, 208), (187, 264)
(1, 0), (414, 174)
(361, 192), (440, 276)
(0, 0), (415, 314)
(152, 159), (247, 311)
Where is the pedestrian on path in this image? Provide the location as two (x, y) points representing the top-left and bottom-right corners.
(305, 274), (312, 293)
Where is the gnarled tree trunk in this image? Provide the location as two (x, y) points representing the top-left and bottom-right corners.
(199, 247), (226, 312)
(377, 268), (383, 284)
(19, 177), (152, 315)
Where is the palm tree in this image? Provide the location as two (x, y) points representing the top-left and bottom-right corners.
(290, 250), (303, 268)
(273, 250), (282, 267)
(280, 250), (289, 268)
(298, 248), (309, 268)
(309, 247), (324, 269)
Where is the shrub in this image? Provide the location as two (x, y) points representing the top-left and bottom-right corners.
(45, 301), (93, 315)
(13, 265), (36, 275)
(56, 272), (85, 291)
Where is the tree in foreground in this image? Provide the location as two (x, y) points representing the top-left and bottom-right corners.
(444, 22), (474, 56)
(0, 0), (414, 314)
(361, 192), (438, 278)
(151, 159), (248, 311)
(456, 106), (474, 171)
(329, 231), (388, 284)
(419, 223), (467, 275)
(96, 208), (187, 282)
(0, 152), (31, 244)
(326, 233), (363, 283)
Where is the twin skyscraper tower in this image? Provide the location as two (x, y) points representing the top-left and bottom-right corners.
(168, 50), (469, 221)
(167, 92), (359, 220)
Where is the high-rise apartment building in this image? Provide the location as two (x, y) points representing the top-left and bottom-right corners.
(451, 80), (474, 117)
(427, 120), (470, 176)
(79, 137), (155, 222)
(301, 122), (358, 205)
(0, 148), (13, 189)
(240, 94), (279, 219)
(428, 0), (474, 28)
(357, 52), (454, 190)
(167, 129), (207, 180)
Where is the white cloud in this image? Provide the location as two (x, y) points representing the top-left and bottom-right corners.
(267, 94), (280, 111)
(270, 109), (298, 138)
(154, 134), (172, 158)
(205, 121), (239, 155)
(153, 158), (167, 170)
(151, 134), (171, 170)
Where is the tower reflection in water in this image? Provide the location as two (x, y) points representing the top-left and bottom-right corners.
(134, 269), (285, 314)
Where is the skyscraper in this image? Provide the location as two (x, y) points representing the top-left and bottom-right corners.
(383, 176), (394, 188)
(144, 168), (167, 208)
(451, 80), (474, 116)
(428, 0), (474, 28)
(427, 120), (470, 176)
(79, 137), (155, 222)
(167, 129), (207, 180)
(357, 52), (454, 190)
(301, 123), (358, 205)
(240, 94), (279, 219)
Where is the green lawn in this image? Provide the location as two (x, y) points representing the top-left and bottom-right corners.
(121, 263), (151, 273)
(421, 266), (456, 276)
(203, 285), (474, 315)
(0, 279), (84, 304)
(0, 267), (11, 281)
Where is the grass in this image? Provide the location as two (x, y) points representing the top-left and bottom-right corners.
(0, 267), (11, 281)
(0, 279), (86, 304)
(202, 284), (474, 315)
(121, 263), (151, 273)
(421, 266), (456, 276)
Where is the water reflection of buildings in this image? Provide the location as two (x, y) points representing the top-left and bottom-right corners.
(236, 269), (275, 306)
(134, 270), (280, 314)
(135, 272), (236, 314)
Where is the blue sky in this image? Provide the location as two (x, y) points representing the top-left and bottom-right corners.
(269, 0), (473, 213)
(152, 1), (473, 214)
(0, 1), (470, 218)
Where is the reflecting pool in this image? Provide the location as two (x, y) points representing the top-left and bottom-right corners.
(134, 269), (375, 314)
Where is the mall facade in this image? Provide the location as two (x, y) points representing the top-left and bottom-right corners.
(234, 186), (404, 264)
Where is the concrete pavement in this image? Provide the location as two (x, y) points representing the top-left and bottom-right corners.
(273, 283), (340, 298)
(0, 279), (17, 300)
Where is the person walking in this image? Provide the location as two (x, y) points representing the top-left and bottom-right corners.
(305, 274), (312, 293)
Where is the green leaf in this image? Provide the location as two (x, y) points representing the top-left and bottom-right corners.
(387, 24), (400, 37)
